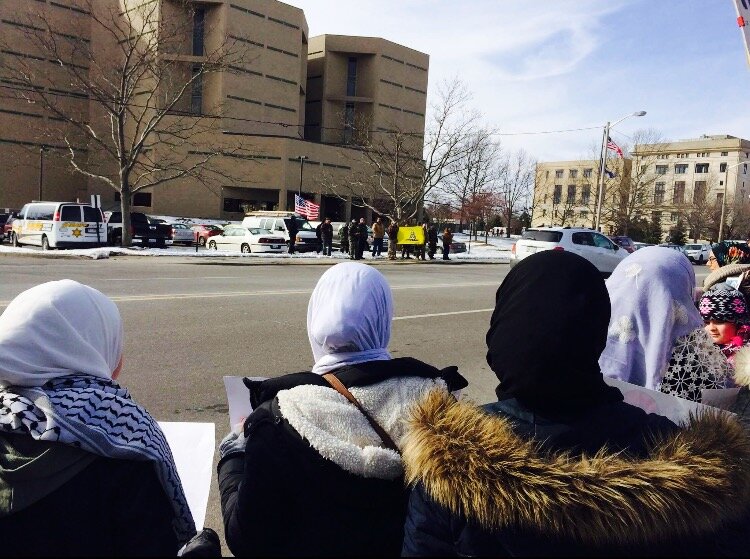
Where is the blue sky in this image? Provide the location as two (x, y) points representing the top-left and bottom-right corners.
(291, 0), (750, 161)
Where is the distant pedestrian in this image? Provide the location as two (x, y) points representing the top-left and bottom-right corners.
(442, 228), (453, 261)
(348, 219), (358, 260)
(287, 217), (299, 254)
(427, 223), (438, 260)
(416, 221), (428, 261)
(387, 221), (399, 260)
(371, 217), (385, 257)
(315, 222), (323, 254)
(321, 217), (334, 257)
(401, 221), (412, 259)
(356, 218), (368, 260)
(340, 222), (349, 254)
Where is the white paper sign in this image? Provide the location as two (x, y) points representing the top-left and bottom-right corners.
(159, 422), (215, 531)
(604, 377), (733, 425)
(223, 376), (267, 429)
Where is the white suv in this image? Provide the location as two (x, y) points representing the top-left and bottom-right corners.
(510, 227), (628, 274)
(683, 243), (710, 264)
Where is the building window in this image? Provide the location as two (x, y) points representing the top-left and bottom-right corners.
(192, 7), (206, 56)
(555, 169), (563, 179)
(190, 64), (202, 115)
(720, 162), (727, 172)
(695, 163), (709, 173)
(654, 182), (665, 204)
(676, 153), (689, 158)
(696, 152), (709, 157)
(579, 210), (588, 219)
(640, 165), (648, 174)
(583, 168), (592, 178)
(133, 192), (152, 207)
(566, 185), (576, 204)
(541, 209), (547, 217)
(670, 212), (679, 222)
(346, 57), (357, 96)
(674, 164), (687, 174)
(694, 181), (707, 202)
(343, 102), (355, 143)
(721, 151), (729, 156)
(717, 192), (724, 203)
(655, 165), (668, 175)
(581, 185), (591, 205)
(656, 154), (669, 159)
(652, 210), (662, 222)
(545, 170), (549, 178)
(553, 184), (562, 204)
(569, 169), (578, 179)
(673, 182), (685, 204)
(744, 163), (747, 174)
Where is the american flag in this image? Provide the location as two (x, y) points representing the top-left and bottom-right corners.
(294, 194), (320, 220)
(606, 136), (624, 158)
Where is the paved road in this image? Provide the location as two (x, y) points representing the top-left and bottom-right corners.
(0, 255), (712, 552)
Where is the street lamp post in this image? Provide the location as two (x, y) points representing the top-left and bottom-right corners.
(298, 155), (308, 196)
(593, 111), (647, 232)
(718, 160), (747, 241)
(38, 145), (48, 201)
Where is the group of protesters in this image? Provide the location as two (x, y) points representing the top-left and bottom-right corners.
(5, 240), (750, 556)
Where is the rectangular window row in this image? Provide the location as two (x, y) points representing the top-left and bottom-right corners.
(228, 65), (296, 87)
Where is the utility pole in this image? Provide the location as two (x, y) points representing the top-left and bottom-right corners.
(298, 155), (308, 196)
(38, 145), (48, 201)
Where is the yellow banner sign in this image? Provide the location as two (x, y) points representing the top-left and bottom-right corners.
(396, 226), (425, 245)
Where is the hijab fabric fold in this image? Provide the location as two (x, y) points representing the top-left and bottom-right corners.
(486, 251), (622, 419)
(308, 262), (393, 374)
(599, 246), (704, 390)
(0, 280), (195, 544)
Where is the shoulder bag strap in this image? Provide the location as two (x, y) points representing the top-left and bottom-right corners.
(322, 373), (400, 453)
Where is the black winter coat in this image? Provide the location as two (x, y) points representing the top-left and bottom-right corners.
(402, 392), (750, 557)
(219, 358), (466, 557)
(0, 435), (179, 557)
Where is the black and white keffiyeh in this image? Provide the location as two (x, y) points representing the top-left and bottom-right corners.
(0, 375), (196, 544)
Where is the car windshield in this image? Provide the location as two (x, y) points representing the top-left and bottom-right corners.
(521, 230), (563, 242)
(247, 228), (264, 234)
(290, 217), (314, 231)
(684, 244), (702, 250)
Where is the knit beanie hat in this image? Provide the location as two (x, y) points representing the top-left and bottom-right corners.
(698, 286), (749, 323)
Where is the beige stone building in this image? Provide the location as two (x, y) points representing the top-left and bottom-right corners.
(532, 135), (750, 239)
(0, 0), (429, 221)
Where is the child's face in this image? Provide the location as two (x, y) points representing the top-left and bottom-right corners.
(704, 319), (738, 345)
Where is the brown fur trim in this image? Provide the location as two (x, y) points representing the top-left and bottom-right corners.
(403, 390), (750, 546)
(734, 347), (750, 387)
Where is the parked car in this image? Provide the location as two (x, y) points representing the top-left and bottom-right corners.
(450, 240), (467, 253)
(609, 236), (636, 253)
(0, 211), (19, 244)
(13, 202), (106, 249)
(683, 243), (711, 264)
(191, 224), (223, 246)
(105, 211), (172, 247)
(169, 222), (195, 245)
(632, 242), (654, 251)
(658, 243), (688, 257)
(242, 211), (319, 253)
(206, 225), (286, 253)
(510, 227), (627, 274)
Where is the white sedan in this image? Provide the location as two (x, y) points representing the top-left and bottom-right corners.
(207, 225), (286, 253)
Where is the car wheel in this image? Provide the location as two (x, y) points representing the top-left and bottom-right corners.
(199, 236), (207, 247)
(208, 240), (217, 250)
(698, 255), (704, 264)
(41, 235), (50, 250)
(241, 243), (251, 254)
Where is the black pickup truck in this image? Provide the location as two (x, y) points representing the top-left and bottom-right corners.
(105, 211), (172, 247)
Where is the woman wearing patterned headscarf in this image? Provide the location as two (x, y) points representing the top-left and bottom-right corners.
(0, 280), (195, 555)
(601, 246), (730, 402)
(217, 262), (466, 557)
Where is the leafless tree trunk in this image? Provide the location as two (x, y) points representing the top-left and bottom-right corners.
(497, 149), (535, 237)
(1, 0), (252, 245)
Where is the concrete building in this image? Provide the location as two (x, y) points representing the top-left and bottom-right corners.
(532, 135), (750, 239)
(0, 0), (429, 221)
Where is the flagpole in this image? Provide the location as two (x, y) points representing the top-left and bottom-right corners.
(594, 122), (610, 232)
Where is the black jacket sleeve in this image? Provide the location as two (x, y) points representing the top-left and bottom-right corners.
(402, 483), (457, 557)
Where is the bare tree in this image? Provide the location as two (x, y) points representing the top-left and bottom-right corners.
(321, 79), (480, 222)
(1, 0), (250, 245)
(497, 149), (535, 237)
(681, 177), (720, 242)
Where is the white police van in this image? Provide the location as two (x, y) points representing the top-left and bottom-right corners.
(12, 202), (106, 250)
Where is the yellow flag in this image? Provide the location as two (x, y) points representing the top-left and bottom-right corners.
(396, 226), (425, 245)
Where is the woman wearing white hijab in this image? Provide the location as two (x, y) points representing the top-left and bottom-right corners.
(600, 246), (730, 401)
(218, 262), (466, 557)
(0, 280), (195, 556)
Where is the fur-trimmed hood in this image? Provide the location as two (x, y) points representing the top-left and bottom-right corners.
(403, 390), (750, 546)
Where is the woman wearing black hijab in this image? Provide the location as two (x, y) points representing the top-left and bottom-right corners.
(401, 251), (750, 557)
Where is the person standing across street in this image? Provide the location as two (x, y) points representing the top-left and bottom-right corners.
(427, 222), (438, 260)
(315, 222), (323, 254)
(416, 221), (428, 261)
(340, 222), (349, 255)
(287, 216), (299, 255)
(441, 227), (453, 261)
(356, 218), (368, 260)
(321, 217), (334, 257)
(348, 219), (358, 260)
(387, 220), (399, 260)
(371, 217), (385, 257)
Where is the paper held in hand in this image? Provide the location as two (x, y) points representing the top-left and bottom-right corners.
(223, 376), (268, 429)
(604, 377), (738, 425)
